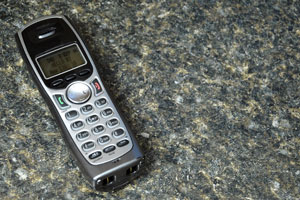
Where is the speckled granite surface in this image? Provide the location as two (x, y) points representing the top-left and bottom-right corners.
(0, 0), (300, 199)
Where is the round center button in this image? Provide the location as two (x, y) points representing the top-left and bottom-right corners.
(67, 82), (91, 104)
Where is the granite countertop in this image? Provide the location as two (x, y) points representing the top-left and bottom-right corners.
(0, 1), (299, 199)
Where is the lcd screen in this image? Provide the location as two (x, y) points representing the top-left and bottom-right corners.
(37, 44), (86, 79)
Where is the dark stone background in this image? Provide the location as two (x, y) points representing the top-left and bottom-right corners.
(0, 0), (299, 199)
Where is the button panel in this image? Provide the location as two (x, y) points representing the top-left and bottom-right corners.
(55, 76), (133, 165)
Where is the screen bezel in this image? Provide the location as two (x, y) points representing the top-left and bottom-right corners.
(35, 43), (87, 80)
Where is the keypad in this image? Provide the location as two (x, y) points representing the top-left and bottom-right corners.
(61, 79), (132, 164)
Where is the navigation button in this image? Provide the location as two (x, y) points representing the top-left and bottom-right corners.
(67, 82), (91, 104)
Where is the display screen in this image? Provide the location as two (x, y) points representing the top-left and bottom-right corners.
(37, 44), (86, 79)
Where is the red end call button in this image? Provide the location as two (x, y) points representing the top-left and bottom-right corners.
(91, 78), (102, 95)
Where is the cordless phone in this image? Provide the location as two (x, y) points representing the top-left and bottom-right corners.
(15, 15), (144, 191)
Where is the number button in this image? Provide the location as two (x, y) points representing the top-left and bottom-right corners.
(117, 140), (129, 147)
(65, 110), (79, 120)
(101, 108), (113, 118)
(71, 121), (84, 131)
(95, 98), (107, 108)
(92, 125), (105, 135)
(112, 129), (125, 138)
(86, 115), (99, 125)
(82, 141), (95, 152)
(76, 131), (90, 141)
(81, 105), (93, 114)
(103, 145), (116, 153)
(98, 135), (110, 145)
(89, 151), (102, 160)
(107, 118), (119, 128)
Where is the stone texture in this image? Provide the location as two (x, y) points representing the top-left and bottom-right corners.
(0, 0), (299, 199)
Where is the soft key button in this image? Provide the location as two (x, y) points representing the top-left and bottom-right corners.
(67, 82), (91, 104)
